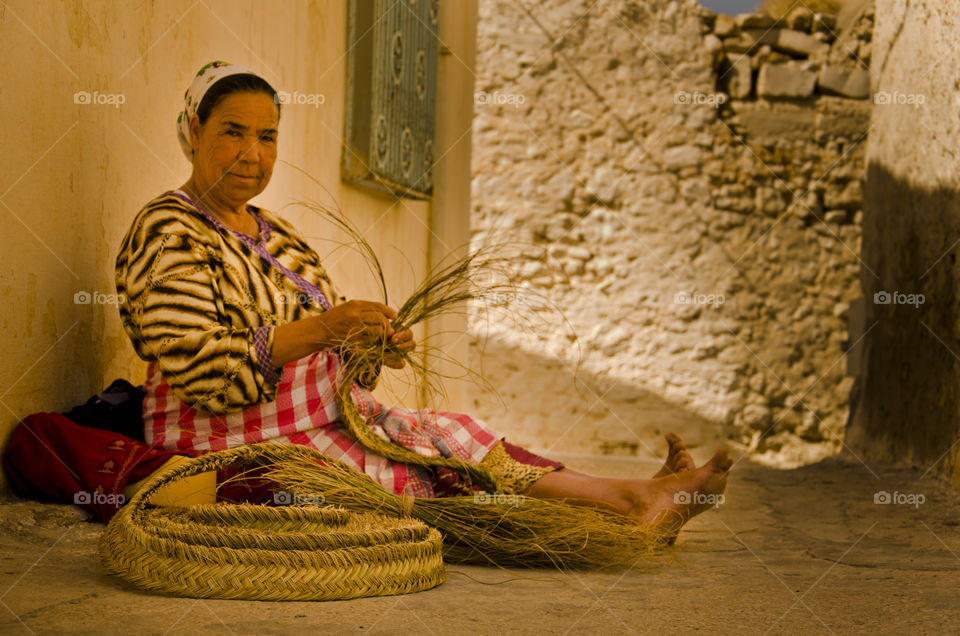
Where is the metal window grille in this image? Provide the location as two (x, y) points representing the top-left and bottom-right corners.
(343, 0), (438, 199)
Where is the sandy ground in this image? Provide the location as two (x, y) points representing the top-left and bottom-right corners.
(1, 448), (958, 635)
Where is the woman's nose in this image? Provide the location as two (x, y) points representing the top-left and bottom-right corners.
(239, 137), (262, 161)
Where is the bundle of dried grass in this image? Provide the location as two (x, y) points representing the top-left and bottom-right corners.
(262, 443), (664, 570)
(293, 197), (519, 365)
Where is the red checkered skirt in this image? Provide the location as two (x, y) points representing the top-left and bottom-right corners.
(142, 351), (502, 497)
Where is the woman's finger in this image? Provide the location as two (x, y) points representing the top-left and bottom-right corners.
(359, 309), (386, 325)
(393, 338), (416, 351)
(375, 303), (399, 321)
(390, 328), (413, 343)
(357, 302), (397, 320)
(362, 310), (396, 338)
(354, 309), (384, 329)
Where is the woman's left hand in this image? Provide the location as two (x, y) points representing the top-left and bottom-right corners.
(383, 328), (416, 369)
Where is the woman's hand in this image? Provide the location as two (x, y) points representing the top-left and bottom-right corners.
(271, 300), (416, 371)
(384, 328), (416, 369)
(313, 300), (399, 348)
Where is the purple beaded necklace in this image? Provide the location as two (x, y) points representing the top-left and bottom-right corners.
(166, 189), (333, 311)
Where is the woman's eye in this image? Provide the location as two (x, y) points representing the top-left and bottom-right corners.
(260, 136), (276, 143)
(227, 130), (242, 137)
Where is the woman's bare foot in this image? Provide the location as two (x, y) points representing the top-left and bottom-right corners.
(653, 433), (696, 478)
(628, 449), (732, 543)
(520, 443), (731, 545)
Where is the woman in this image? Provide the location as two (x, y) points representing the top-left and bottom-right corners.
(115, 61), (730, 539)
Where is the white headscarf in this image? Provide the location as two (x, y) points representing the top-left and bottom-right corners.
(176, 60), (260, 161)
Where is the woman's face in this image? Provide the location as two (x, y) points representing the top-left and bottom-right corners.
(189, 91), (279, 207)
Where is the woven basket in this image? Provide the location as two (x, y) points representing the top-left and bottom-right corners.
(99, 444), (445, 601)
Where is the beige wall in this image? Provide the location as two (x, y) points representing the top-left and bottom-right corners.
(426, 1), (478, 412)
(0, 0), (476, 483)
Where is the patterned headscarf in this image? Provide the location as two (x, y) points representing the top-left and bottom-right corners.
(176, 60), (259, 161)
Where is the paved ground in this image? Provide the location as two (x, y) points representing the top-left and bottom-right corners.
(1, 448), (958, 635)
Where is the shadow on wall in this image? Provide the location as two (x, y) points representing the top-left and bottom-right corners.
(466, 336), (730, 460)
(846, 160), (960, 484)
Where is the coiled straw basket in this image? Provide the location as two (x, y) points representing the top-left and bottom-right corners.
(98, 444), (446, 601)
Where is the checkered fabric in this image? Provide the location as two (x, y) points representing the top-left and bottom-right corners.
(143, 350), (502, 497)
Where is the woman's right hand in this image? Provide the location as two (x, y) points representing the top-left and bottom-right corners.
(312, 300), (399, 350)
(270, 300), (403, 371)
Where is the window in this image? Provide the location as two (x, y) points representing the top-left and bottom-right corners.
(343, 0), (439, 199)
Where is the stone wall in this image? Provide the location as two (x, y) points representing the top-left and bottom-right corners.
(468, 0), (875, 464)
(845, 0), (960, 486)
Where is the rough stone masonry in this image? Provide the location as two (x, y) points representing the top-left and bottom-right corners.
(468, 0), (875, 466)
